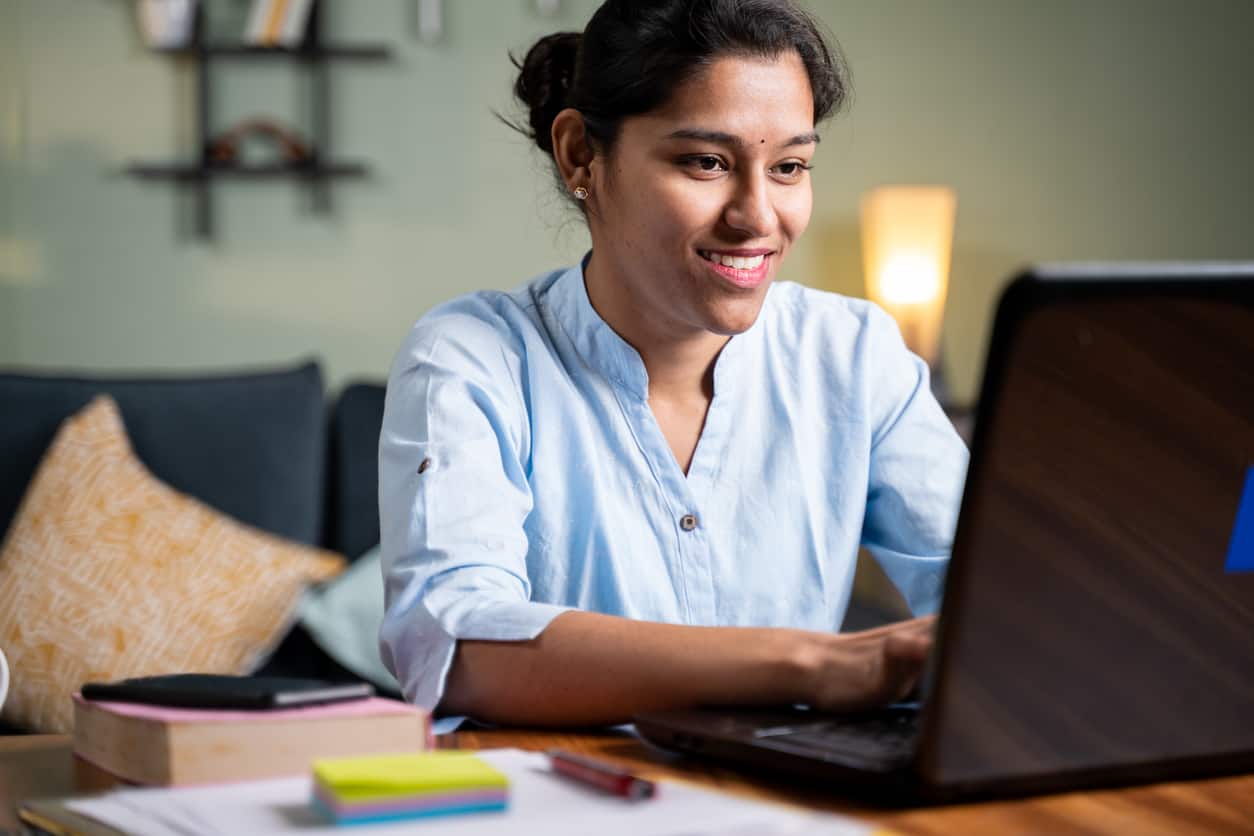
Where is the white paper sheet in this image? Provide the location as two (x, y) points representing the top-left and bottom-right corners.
(67, 749), (875, 836)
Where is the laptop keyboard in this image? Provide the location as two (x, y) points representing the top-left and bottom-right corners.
(749, 708), (920, 767)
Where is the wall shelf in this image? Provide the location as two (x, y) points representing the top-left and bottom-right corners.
(156, 44), (389, 59)
(126, 161), (369, 180)
(126, 1), (390, 239)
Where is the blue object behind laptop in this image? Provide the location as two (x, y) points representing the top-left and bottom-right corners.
(1225, 467), (1254, 573)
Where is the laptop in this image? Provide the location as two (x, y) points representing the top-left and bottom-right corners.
(635, 263), (1254, 804)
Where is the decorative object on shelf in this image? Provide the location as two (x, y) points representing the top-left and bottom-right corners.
(124, 0), (390, 239)
(535, 0), (561, 15)
(207, 119), (311, 167)
(417, 0), (443, 42)
(137, 0), (198, 49)
(244, 0), (316, 48)
(860, 185), (957, 397)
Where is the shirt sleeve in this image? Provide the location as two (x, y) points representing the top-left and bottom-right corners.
(859, 305), (970, 616)
(378, 308), (572, 712)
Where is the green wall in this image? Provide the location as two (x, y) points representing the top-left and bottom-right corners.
(2, 0), (1252, 403)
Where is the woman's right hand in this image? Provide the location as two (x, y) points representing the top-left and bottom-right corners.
(793, 615), (936, 712)
(442, 610), (937, 726)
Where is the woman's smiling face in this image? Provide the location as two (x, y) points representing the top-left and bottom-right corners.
(584, 50), (817, 343)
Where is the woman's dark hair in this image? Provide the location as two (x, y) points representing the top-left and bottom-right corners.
(508, 0), (848, 160)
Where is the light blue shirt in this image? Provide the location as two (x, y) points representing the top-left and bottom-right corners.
(379, 259), (968, 712)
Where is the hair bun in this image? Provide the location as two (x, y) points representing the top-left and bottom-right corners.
(512, 31), (581, 154)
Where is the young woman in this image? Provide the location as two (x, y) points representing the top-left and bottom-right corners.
(379, 0), (968, 726)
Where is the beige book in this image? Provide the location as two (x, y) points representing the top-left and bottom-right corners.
(72, 695), (430, 786)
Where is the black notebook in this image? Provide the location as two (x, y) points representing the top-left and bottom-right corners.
(80, 673), (373, 710)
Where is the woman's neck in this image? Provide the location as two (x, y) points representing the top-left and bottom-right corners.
(583, 256), (727, 403)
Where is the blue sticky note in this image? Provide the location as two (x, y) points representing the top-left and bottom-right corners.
(1225, 467), (1254, 574)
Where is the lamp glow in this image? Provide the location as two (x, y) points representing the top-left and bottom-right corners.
(859, 186), (956, 369)
(879, 251), (942, 305)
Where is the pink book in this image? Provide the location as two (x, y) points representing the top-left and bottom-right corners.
(72, 693), (420, 723)
(71, 694), (433, 786)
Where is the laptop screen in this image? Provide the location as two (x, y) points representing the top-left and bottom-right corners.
(922, 267), (1254, 787)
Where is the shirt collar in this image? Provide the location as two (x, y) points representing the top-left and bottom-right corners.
(543, 252), (754, 402)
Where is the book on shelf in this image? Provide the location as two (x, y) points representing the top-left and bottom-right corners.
(243, 0), (274, 45)
(71, 693), (431, 787)
(244, 0), (315, 48)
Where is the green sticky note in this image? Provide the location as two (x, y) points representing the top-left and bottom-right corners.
(313, 751), (509, 803)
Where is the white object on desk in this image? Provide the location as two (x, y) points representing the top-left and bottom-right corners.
(0, 644), (8, 713)
(66, 748), (874, 836)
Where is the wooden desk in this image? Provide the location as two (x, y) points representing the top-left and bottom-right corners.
(4, 732), (1253, 835)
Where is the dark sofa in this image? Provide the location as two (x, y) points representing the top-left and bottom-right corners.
(0, 360), (388, 687)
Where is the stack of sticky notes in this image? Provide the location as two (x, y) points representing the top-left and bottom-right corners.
(312, 751), (509, 825)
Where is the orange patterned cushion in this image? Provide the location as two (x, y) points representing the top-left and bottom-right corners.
(0, 395), (345, 732)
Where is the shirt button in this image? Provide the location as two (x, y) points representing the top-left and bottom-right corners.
(418, 457), (433, 474)
(679, 513), (699, 532)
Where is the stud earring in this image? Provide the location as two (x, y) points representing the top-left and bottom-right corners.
(573, 186), (589, 201)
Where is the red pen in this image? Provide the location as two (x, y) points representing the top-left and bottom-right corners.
(546, 748), (658, 800)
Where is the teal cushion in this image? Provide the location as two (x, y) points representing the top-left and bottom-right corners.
(297, 545), (398, 692)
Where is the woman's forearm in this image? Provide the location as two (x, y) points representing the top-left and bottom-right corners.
(439, 610), (815, 726)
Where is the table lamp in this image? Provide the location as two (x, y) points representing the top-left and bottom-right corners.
(859, 185), (957, 398)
